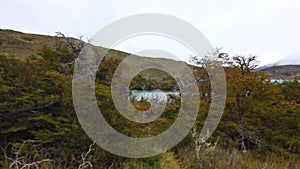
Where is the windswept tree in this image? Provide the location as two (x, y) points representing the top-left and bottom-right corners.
(54, 31), (86, 64)
(190, 48), (231, 67)
(232, 55), (258, 76)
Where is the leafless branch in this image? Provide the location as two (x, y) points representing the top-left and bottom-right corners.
(236, 124), (265, 152)
(78, 141), (95, 169)
(1, 140), (54, 169)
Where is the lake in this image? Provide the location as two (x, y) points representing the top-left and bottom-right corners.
(130, 90), (180, 102)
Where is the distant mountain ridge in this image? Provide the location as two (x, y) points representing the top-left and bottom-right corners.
(257, 65), (300, 80)
(256, 54), (300, 79)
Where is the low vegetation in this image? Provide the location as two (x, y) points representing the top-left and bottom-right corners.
(0, 30), (299, 168)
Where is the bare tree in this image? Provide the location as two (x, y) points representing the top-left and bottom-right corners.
(190, 47), (231, 67)
(232, 55), (258, 76)
(236, 124), (265, 152)
(55, 31), (87, 64)
(192, 127), (221, 168)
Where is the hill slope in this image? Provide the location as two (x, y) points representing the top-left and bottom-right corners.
(0, 29), (57, 58)
(2, 29), (300, 82)
(258, 65), (300, 80)
(0, 29), (179, 89)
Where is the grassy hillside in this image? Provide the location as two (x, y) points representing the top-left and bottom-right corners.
(0, 29), (178, 90)
(0, 29), (57, 58)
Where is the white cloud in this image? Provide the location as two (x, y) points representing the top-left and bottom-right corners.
(1, 0), (299, 65)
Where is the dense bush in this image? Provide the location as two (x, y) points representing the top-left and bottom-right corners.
(0, 37), (299, 168)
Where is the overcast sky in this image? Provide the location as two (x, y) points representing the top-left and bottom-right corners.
(1, 0), (300, 65)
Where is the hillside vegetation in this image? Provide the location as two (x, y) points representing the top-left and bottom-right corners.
(0, 30), (299, 169)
